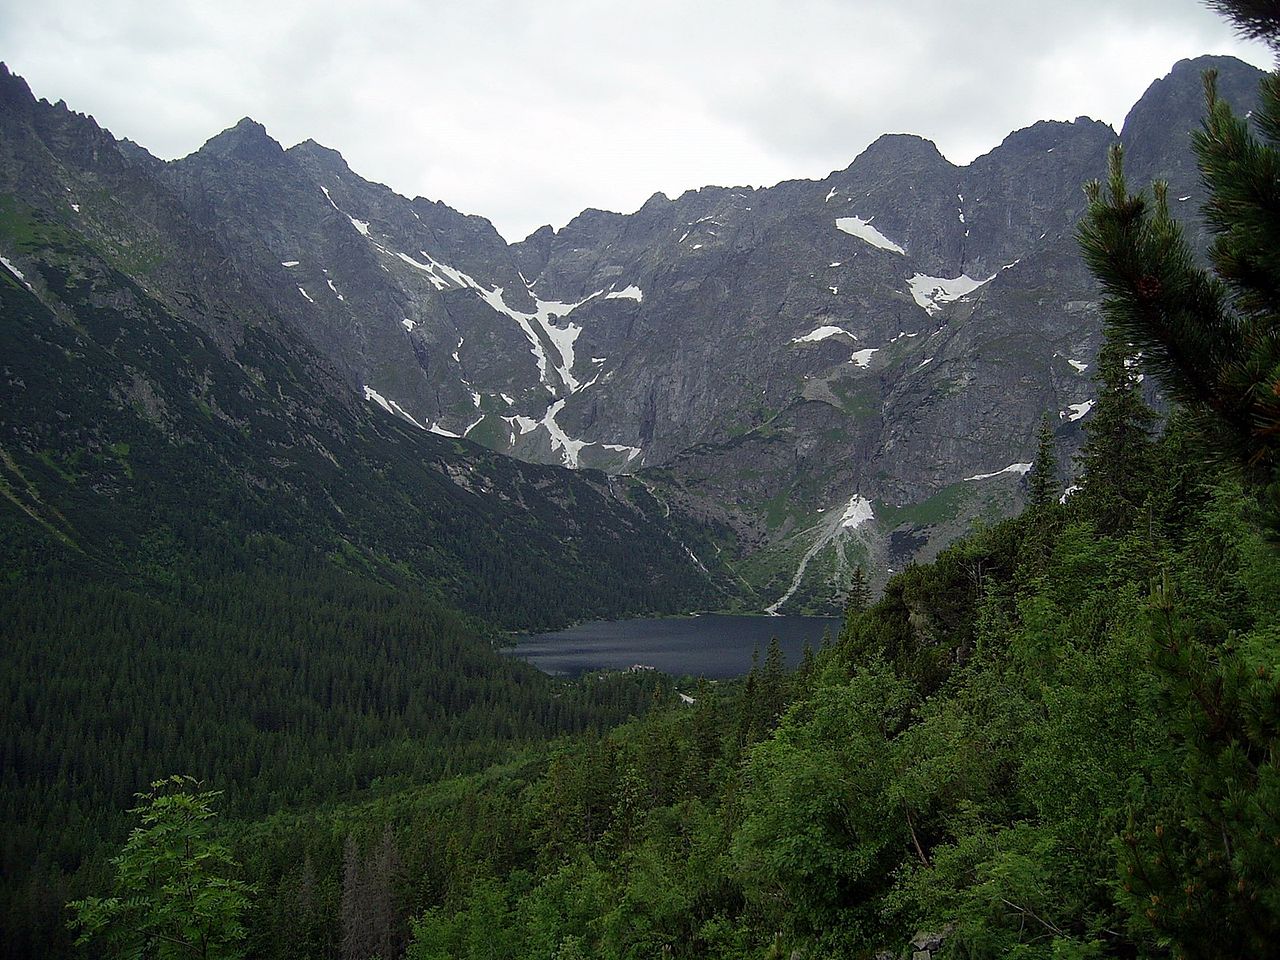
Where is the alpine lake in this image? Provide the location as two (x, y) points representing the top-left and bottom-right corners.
(504, 614), (842, 680)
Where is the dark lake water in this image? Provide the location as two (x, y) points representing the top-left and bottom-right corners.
(505, 614), (842, 679)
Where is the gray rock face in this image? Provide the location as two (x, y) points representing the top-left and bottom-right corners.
(0, 65), (728, 628)
(2, 55), (1262, 611)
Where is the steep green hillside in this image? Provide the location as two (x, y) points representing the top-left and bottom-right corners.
(180, 411), (1275, 960)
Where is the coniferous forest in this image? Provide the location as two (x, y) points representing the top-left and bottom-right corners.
(4, 2), (1280, 958)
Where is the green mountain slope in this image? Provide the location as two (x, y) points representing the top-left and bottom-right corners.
(0, 67), (740, 957)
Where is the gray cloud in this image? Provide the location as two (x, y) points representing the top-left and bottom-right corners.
(1, 0), (1270, 240)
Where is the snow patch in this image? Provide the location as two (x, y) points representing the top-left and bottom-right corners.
(835, 216), (905, 254)
(326, 278), (344, 301)
(850, 348), (879, 368)
(319, 184), (371, 239)
(401, 318), (416, 331)
(388, 400), (426, 430)
(297, 286), (314, 303)
(541, 399), (590, 468)
(1, 256), (33, 292)
(392, 251), (449, 290)
(1062, 399), (1094, 422)
(471, 280), (598, 393)
(516, 401), (644, 470)
(907, 272), (993, 315)
(792, 325), (854, 344)
(1, 257), (28, 283)
(363, 385), (426, 430)
(964, 462), (1032, 482)
(509, 415), (540, 434)
(840, 494), (874, 529)
(602, 443), (643, 463)
(363, 385), (393, 415)
(604, 285), (643, 302)
(1067, 358), (1088, 373)
(281, 260), (300, 267)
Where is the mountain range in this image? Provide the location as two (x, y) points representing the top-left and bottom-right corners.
(0, 54), (1263, 615)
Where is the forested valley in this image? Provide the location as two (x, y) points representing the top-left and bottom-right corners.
(49, 379), (1280, 959)
(5, 3), (1280, 959)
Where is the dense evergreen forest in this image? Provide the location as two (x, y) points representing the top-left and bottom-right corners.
(57, 390), (1278, 958)
(6, 2), (1280, 958)
(0, 558), (680, 957)
(202, 397), (1272, 959)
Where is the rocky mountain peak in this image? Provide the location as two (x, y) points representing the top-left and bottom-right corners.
(1123, 54), (1262, 137)
(849, 132), (952, 172)
(986, 117), (1112, 157)
(639, 190), (673, 211)
(1120, 54), (1264, 194)
(287, 138), (355, 176)
(0, 61), (37, 116)
(194, 117), (286, 165)
(521, 223), (556, 244)
(117, 138), (161, 167)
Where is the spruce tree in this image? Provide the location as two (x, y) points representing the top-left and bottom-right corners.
(1075, 336), (1156, 532)
(1028, 413), (1060, 509)
(760, 636), (787, 726)
(341, 834), (371, 960)
(1017, 413), (1065, 582)
(370, 824), (405, 960)
(845, 565), (870, 621)
(736, 648), (761, 746)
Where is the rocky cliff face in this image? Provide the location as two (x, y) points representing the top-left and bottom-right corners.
(0, 63), (729, 628)
(0, 56), (1262, 612)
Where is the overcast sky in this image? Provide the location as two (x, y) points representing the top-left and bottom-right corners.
(1, 0), (1272, 241)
